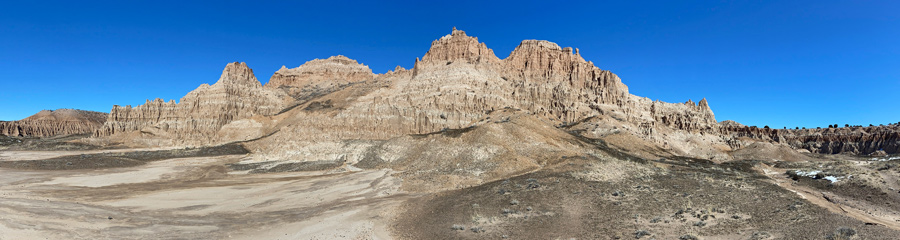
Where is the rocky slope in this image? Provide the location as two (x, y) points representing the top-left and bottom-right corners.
(0, 109), (107, 137)
(94, 62), (290, 145)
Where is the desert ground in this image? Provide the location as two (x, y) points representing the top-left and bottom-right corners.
(2, 136), (899, 239)
(0, 145), (406, 240)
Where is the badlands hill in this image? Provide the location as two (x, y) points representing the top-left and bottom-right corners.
(4, 28), (898, 239)
(94, 27), (899, 160)
(0, 109), (107, 137)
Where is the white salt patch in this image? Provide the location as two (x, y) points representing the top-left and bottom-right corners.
(870, 156), (900, 161)
(794, 169), (843, 183)
(794, 170), (821, 177)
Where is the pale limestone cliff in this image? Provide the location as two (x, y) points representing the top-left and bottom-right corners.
(0, 109), (107, 137)
(95, 62), (290, 145)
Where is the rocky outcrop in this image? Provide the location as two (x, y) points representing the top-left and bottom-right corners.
(95, 62), (290, 145)
(89, 27), (896, 164)
(501, 39), (629, 123)
(265, 55), (375, 100)
(721, 124), (900, 155)
(417, 27), (500, 67)
(0, 109), (107, 137)
(245, 28), (720, 160)
(94, 28), (723, 160)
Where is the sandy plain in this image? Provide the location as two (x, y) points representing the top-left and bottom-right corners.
(0, 149), (407, 240)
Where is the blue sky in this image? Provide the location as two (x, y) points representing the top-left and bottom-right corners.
(1, 0), (898, 128)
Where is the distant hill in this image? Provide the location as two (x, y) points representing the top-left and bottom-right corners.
(0, 109), (107, 137)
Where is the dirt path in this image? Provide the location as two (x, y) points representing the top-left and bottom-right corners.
(759, 165), (900, 230)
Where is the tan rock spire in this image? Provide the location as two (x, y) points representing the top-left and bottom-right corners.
(419, 27), (500, 66)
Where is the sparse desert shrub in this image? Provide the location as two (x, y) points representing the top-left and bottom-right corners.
(750, 231), (772, 240)
(825, 227), (856, 240)
(679, 235), (699, 240)
(634, 230), (651, 239)
(525, 178), (540, 189)
(693, 221), (706, 227)
(510, 199), (519, 205)
(788, 201), (803, 211)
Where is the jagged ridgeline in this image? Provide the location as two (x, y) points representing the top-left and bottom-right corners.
(1, 109), (107, 137)
(92, 28), (898, 157)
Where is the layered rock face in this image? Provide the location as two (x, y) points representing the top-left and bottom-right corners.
(0, 109), (107, 137)
(89, 27), (898, 164)
(721, 124), (900, 155)
(265, 55), (375, 100)
(95, 62), (290, 145)
(418, 27), (501, 67)
(245, 28), (720, 160)
(94, 28), (729, 160)
(501, 40), (627, 123)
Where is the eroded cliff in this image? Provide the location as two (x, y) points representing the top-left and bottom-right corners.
(265, 55), (375, 101)
(0, 109), (107, 137)
(95, 62), (290, 145)
(721, 124), (900, 155)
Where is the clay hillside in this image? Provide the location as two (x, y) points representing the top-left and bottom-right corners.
(0, 109), (107, 137)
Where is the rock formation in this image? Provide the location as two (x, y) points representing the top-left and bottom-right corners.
(93, 27), (897, 160)
(240, 28), (721, 161)
(265, 55), (375, 100)
(720, 124), (900, 155)
(0, 109), (107, 137)
(95, 62), (290, 145)
(418, 27), (500, 66)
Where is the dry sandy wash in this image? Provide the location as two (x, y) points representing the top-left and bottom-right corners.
(0, 149), (406, 240)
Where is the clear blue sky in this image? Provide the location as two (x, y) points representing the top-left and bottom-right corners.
(1, 1), (898, 128)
